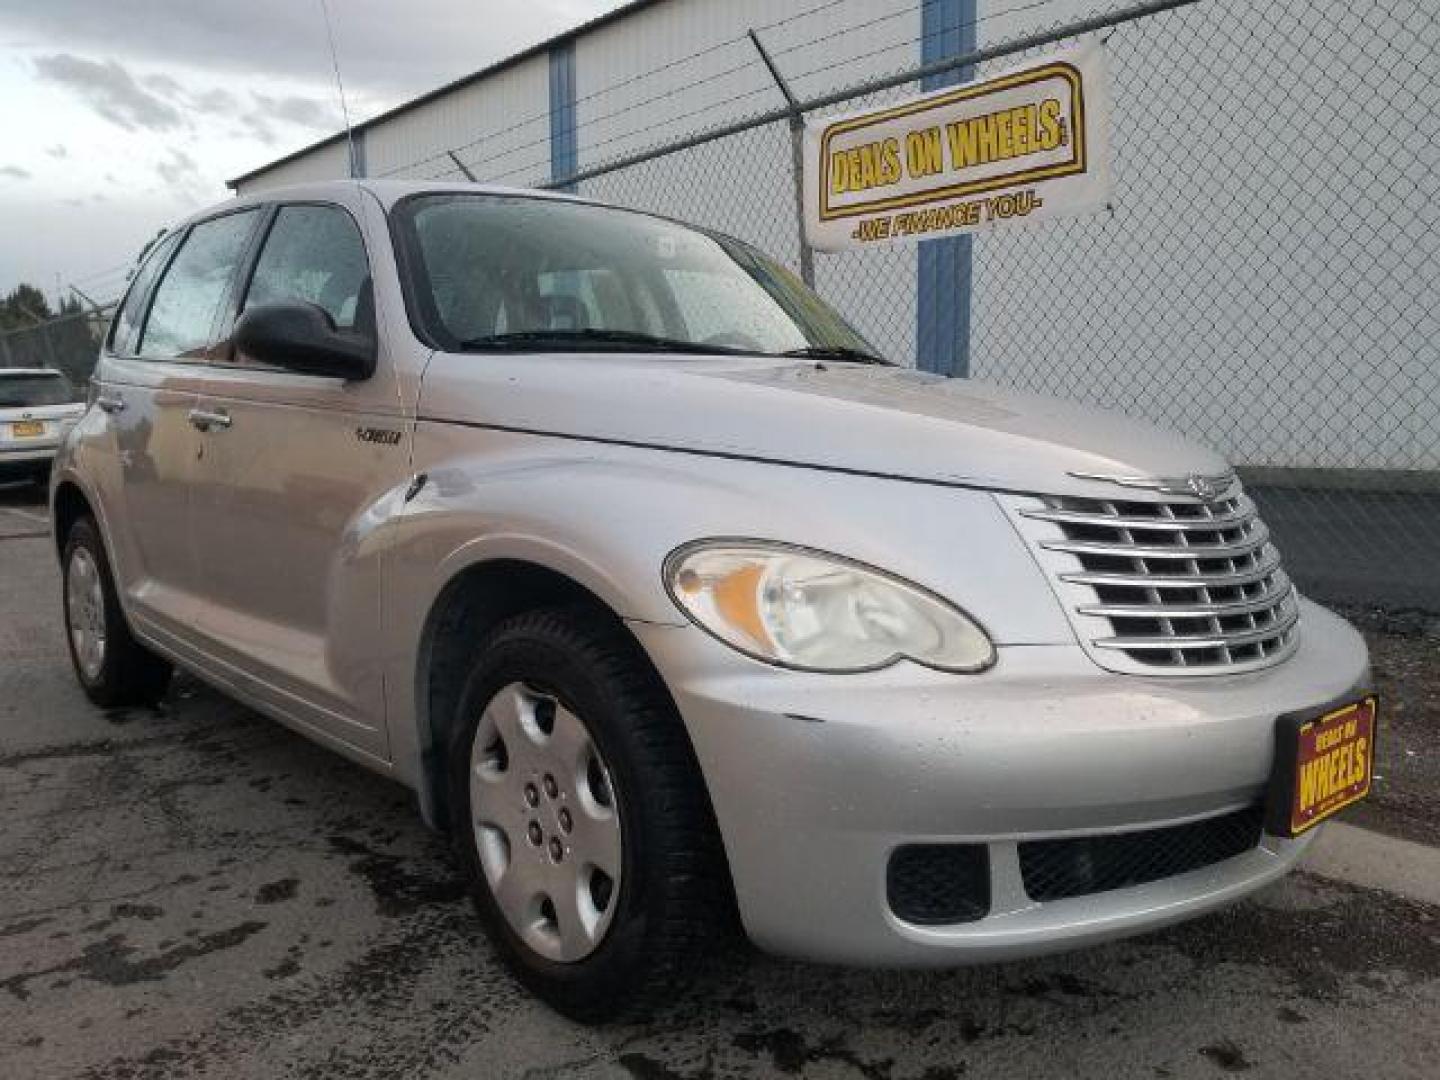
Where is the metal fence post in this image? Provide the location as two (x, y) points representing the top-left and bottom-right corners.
(748, 29), (815, 289)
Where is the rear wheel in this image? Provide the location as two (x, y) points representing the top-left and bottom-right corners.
(62, 516), (172, 707)
(447, 606), (729, 1021)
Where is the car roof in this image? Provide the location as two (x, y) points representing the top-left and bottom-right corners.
(179, 179), (594, 230)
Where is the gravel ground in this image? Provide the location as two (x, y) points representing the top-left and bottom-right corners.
(1331, 605), (1440, 846)
(2, 483), (1437, 1080)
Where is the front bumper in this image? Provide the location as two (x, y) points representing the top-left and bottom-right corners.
(630, 598), (1369, 966)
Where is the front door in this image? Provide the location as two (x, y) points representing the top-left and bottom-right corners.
(187, 200), (404, 758)
(99, 211), (262, 649)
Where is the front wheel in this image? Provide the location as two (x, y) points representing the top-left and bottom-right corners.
(62, 516), (172, 707)
(447, 607), (730, 1021)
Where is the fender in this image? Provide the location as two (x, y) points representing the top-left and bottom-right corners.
(378, 425), (1075, 812)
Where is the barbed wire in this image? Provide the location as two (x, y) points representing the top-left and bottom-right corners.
(378, 0), (1100, 183)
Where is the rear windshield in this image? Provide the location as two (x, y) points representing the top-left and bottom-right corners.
(0, 373), (75, 407)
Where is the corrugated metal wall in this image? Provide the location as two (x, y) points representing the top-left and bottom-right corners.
(227, 0), (1436, 469)
(236, 139), (351, 193)
(365, 59), (551, 183)
(573, 0), (924, 362)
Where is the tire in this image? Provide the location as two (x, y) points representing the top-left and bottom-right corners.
(446, 606), (730, 1021)
(62, 515), (173, 707)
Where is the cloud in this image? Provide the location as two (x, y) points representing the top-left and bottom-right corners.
(251, 92), (340, 130)
(235, 114), (278, 146)
(190, 87), (239, 115)
(34, 54), (184, 132)
(45, 144), (69, 159)
(142, 72), (184, 97)
(0, 165), (32, 180)
(8, 0), (623, 102)
(155, 148), (200, 188)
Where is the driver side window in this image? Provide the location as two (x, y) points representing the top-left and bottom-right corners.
(243, 204), (372, 334)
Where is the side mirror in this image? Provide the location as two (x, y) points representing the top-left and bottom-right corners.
(232, 301), (376, 380)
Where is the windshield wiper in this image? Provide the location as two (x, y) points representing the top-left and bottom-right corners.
(456, 329), (754, 356)
(778, 345), (893, 366)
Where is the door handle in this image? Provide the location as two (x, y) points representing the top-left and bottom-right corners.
(96, 394), (126, 414)
(188, 408), (232, 431)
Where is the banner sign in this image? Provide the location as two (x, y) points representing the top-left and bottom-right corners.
(803, 40), (1112, 252)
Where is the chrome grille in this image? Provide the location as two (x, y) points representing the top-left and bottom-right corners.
(1013, 482), (1299, 674)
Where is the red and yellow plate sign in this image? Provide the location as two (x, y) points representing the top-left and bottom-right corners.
(1271, 696), (1377, 836)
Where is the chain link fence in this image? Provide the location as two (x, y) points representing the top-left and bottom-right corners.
(11, 0), (1436, 610)
(543, 0), (1438, 611)
(0, 306), (112, 390)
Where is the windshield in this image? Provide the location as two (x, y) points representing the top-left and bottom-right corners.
(393, 194), (883, 360)
(0, 373), (74, 407)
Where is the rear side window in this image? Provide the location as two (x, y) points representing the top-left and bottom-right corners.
(140, 210), (259, 359)
(243, 204), (371, 332)
(110, 231), (182, 356)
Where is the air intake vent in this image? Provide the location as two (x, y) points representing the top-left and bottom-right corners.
(886, 844), (990, 925)
(1019, 803), (1266, 901)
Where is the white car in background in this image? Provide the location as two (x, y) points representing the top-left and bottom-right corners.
(0, 368), (84, 486)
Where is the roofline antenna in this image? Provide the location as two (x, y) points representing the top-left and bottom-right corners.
(317, 0), (359, 178)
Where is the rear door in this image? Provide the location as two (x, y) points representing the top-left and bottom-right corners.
(186, 197), (402, 757)
(97, 210), (262, 647)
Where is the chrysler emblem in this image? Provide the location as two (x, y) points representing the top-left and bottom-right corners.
(1068, 470), (1236, 501)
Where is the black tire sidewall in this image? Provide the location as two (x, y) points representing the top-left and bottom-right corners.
(446, 614), (667, 1017)
(62, 516), (168, 706)
(63, 518), (116, 696)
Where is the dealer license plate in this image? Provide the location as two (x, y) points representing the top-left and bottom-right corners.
(11, 420), (45, 438)
(1268, 696), (1378, 837)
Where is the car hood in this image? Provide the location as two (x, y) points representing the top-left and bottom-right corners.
(419, 354), (1230, 497)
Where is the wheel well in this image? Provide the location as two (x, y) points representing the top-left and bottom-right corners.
(52, 481), (92, 558)
(417, 560), (632, 830)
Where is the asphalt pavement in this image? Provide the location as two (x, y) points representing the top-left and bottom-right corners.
(2, 481), (1437, 1080)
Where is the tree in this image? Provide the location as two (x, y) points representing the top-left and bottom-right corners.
(0, 284), (54, 331)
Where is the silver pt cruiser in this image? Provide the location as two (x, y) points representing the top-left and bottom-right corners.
(52, 181), (1376, 1019)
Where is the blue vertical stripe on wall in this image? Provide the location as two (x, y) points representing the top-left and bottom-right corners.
(916, 0), (977, 377)
(549, 41), (578, 191)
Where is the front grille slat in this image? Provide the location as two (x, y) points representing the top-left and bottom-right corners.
(1040, 520), (1271, 561)
(1093, 602), (1300, 651)
(1021, 499), (1257, 532)
(1015, 483), (1299, 674)
(1077, 572), (1292, 619)
(1058, 547), (1284, 589)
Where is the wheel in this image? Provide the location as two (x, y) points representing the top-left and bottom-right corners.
(62, 516), (173, 707)
(447, 606), (730, 1021)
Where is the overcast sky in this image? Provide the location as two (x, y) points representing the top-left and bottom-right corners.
(0, 0), (625, 306)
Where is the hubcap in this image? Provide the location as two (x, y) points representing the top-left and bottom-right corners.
(66, 546), (107, 681)
(469, 682), (622, 963)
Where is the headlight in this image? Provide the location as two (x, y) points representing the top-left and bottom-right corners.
(663, 541), (995, 673)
